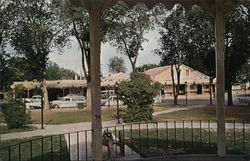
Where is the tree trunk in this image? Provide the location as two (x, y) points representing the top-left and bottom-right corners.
(86, 81), (92, 109)
(171, 64), (178, 105)
(209, 77), (213, 105)
(132, 62), (136, 73)
(173, 94), (178, 105)
(227, 80), (233, 106)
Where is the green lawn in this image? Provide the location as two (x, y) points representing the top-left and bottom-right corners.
(0, 125), (37, 134)
(153, 104), (183, 112)
(123, 128), (250, 158)
(0, 135), (69, 161)
(30, 107), (118, 124)
(154, 105), (250, 121)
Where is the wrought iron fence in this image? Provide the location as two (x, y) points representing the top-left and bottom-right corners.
(0, 120), (249, 161)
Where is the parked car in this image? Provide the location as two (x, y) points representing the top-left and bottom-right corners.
(50, 95), (86, 109)
(25, 95), (42, 109)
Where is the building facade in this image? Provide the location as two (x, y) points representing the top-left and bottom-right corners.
(144, 64), (215, 96)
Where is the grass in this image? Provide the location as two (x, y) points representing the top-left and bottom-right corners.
(153, 104), (183, 112)
(154, 105), (250, 121)
(122, 128), (250, 158)
(0, 125), (37, 134)
(0, 135), (69, 161)
(30, 107), (118, 124)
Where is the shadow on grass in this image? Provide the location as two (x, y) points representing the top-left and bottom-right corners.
(0, 135), (69, 161)
(122, 128), (250, 158)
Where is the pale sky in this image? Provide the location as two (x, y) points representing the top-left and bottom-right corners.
(49, 30), (162, 77)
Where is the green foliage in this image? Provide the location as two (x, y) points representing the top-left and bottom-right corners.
(156, 5), (188, 67)
(46, 61), (76, 80)
(108, 56), (127, 73)
(118, 73), (161, 122)
(225, 6), (250, 85)
(106, 3), (154, 72)
(136, 63), (159, 72)
(236, 63), (250, 83)
(10, 0), (70, 81)
(1, 101), (31, 128)
(0, 56), (35, 87)
(0, 0), (16, 51)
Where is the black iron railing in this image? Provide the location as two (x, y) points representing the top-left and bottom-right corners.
(0, 120), (249, 161)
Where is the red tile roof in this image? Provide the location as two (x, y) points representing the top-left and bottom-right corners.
(143, 65), (171, 77)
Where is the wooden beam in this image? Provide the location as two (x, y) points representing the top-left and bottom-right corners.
(215, 0), (226, 157)
(89, 1), (103, 160)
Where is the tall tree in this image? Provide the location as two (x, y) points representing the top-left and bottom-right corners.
(10, 0), (69, 109)
(57, 1), (127, 109)
(224, 5), (250, 105)
(106, 3), (154, 73)
(156, 5), (189, 105)
(108, 56), (127, 74)
(0, 0), (17, 89)
(183, 6), (215, 105)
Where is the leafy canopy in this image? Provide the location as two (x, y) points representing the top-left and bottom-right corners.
(108, 56), (127, 74)
(10, 0), (70, 81)
(106, 2), (154, 72)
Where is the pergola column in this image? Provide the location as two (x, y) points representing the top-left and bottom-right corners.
(89, 1), (103, 160)
(215, 0), (226, 157)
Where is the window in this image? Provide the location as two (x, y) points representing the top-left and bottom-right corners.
(190, 85), (194, 90)
(186, 69), (189, 76)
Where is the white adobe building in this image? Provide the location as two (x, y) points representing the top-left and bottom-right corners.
(144, 64), (215, 96)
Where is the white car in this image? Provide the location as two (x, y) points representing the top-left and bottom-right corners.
(25, 95), (42, 109)
(50, 95), (86, 109)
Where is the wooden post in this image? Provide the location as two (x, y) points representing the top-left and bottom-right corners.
(27, 89), (30, 98)
(89, 1), (103, 160)
(43, 80), (49, 110)
(215, 0), (226, 157)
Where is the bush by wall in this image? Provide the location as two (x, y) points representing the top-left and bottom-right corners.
(1, 101), (31, 128)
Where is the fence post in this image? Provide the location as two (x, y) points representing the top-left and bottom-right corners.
(118, 131), (125, 156)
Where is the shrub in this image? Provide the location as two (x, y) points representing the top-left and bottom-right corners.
(118, 72), (161, 122)
(1, 101), (31, 128)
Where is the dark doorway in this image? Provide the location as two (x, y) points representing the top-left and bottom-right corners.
(179, 85), (186, 95)
(197, 84), (203, 95)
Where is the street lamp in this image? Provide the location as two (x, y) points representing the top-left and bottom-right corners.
(185, 81), (188, 104)
(107, 84), (110, 108)
(115, 82), (120, 124)
(39, 84), (44, 129)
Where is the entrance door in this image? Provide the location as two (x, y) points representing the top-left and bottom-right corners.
(179, 85), (186, 95)
(197, 84), (203, 95)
